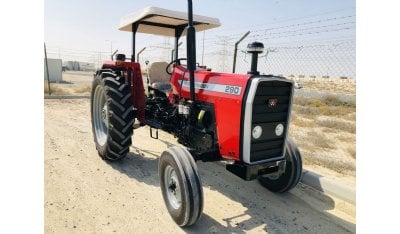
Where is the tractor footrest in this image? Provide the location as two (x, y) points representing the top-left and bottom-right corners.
(226, 160), (286, 181)
(150, 127), (158, 139)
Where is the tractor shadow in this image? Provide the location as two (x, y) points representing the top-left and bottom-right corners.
(195, 161), (355, 233)
(108, 151), (159, 187)
(108, 148), (355, 233)
(107, 151), (228, 231)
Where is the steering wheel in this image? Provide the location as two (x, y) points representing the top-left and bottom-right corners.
(166, 58), (187, 75)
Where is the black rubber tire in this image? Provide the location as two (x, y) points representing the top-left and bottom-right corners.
(158, 146), (203, 226)
(258, 138), (303, 193)
(90, 71), (134, 161)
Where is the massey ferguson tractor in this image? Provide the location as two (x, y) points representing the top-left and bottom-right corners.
(91, 0), (302, 227)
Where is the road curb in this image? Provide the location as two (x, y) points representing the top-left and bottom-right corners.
(300, 169), (355, 205)
(44, 95), (90, 99)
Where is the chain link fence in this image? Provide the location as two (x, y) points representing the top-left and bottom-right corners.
(46, 39), (355, 81)
(199, 40), (355, 80)
(46, 18), (355, 80)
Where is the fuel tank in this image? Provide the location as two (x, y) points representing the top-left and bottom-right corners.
(170, 65), (251, 161)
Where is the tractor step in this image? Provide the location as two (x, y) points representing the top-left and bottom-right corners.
(145, 119), (162, 139)
(150, 127), (159, 139)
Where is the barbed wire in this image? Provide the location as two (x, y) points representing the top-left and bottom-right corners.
(203, 15), (355, 42)
(46, 12), (355, 79)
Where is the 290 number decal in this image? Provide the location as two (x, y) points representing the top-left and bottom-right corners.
(224, 85), (241, 95)
(181, 80), (241, 95)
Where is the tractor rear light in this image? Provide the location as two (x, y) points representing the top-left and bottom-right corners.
(252, 125), (262, 139)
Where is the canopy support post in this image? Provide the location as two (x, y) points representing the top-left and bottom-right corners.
(187, 0), (196, 102)
(131, 23), (139, 62)
(174, 27), (185, 63)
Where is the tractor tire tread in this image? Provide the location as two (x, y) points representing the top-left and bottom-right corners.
(91, 70), (134, 161)
(159, 146), (203, 227)
(258, 138), (302, 193)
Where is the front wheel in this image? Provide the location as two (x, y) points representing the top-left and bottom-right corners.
(90, 71), (135, 161)
(159, 146), (203, 226)
(258, 138), (303, 193)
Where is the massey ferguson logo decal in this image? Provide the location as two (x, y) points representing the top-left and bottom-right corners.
(267, 98), (277, 108)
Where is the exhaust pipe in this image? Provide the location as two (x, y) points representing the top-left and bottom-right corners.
(247, 41), (264, 76)
(187, 0), (196, 102)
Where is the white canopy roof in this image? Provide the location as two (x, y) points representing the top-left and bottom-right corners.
(119, 6), (221, 37)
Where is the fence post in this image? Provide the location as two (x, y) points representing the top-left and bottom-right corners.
(137, 47), (146, 63)
(44, 42), (51, 95)
(232, 31), (250, 73)
(111, 49), (119, 61)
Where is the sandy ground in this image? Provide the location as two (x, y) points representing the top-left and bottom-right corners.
(45, 71), (94, 95)
(45, 71), (356, 184)
(45, 99), (355, 233)
(297, 80), (355, 95)
(290, 113), (356, 179)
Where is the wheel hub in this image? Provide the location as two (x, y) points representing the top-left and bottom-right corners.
(169, 180), (177, 194)
(101, 104), (109, 127)
(93, 85), (108, 146)
(164, 166), (182, 210)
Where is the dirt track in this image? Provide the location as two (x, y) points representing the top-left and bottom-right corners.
(45, 99), (355, 233)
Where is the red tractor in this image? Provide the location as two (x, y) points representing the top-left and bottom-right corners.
(91, 0), (302, 227)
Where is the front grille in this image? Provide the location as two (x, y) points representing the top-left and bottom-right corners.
(249, 80), (292, 163)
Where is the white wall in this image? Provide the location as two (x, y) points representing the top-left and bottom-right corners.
(44, 58), (62, 82)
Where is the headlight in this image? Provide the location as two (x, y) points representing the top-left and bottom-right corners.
(275, 123), (284, 136)
(252, 125), (262, 139)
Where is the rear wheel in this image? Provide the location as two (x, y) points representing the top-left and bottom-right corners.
(159, 146), (203, 226)
(258, 138), (303, 193)
(91, 71), (134, 160)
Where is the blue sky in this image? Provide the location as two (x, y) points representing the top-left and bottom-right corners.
(45, 0), (355, 52)
(45, 0), (355, 77)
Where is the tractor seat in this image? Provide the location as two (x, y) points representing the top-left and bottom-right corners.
(148, 62), (171, 93)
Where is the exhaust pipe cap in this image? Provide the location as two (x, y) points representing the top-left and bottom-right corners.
(247, 41), (264, 53)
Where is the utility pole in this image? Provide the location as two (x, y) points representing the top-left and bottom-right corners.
(171, 42), (183, 62)
(201, 30), (205, 65)
(98, 51), (101, 69)
(163, 37), (171, 61)
(215, 36), (230, 72)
